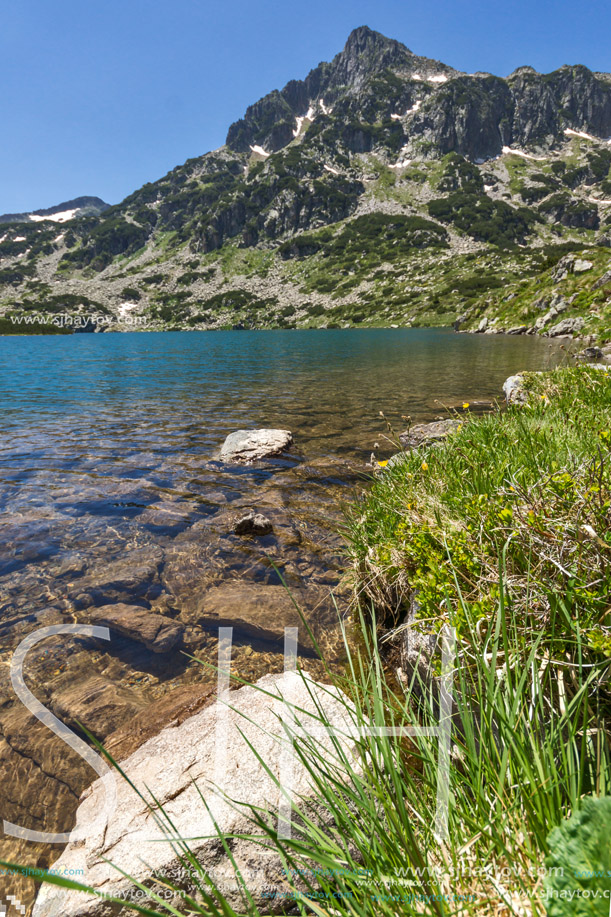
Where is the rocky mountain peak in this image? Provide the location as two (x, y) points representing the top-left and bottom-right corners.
(337, 25), (414, 77)
(321, 27), (416, 94)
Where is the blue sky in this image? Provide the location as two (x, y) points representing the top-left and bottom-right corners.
(1, 0), (609, 213)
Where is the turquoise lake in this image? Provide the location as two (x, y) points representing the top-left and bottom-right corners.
(0, 327), (565, 671)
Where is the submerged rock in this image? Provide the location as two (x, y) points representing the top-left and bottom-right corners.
(234, 510), (274, 536)
(181, 581), (326, 648)
(88, 604), (183, 653)
(219, 428), (293, 463)
(32, 672), (361, 917)
(50, 675), (147, 736)
(68, 545), (163, 607)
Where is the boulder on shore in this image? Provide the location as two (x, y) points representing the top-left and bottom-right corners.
(32, 672), (361, 917)
(502, 373), (532, 405)
(545, 316), (584, 337)
(503, 365), (611, 405)
(399, 418), (462, 450)
(219, 429), (293, 464)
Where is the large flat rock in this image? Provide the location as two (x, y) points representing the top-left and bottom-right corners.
(88, 604), (183, 653)
(179, 581), (336, 652)
(219, 428), (293, 463)
(32, 672), (360, 916)
(68, 545), (163, 607)
(49, 675), (147, 737)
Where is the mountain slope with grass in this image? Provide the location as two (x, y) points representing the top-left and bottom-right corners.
(1, 26), (611, 335)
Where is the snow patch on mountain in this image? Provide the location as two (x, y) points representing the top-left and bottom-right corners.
(118, 302), (140, 319)
(250, 145), (269, 158)
(502, 146), (546, 161)
(564, 127), (599, 142)
(412, 72), (447, 83)
(389, 145), (412, 169)
(391, 100), (422, 120)
(29, 209), (78, 223)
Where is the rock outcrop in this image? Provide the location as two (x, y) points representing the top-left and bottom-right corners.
(545, 316), (585, 337)
(32, 672), (361, 917)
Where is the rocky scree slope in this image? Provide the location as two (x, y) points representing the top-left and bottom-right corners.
(1, 26), (611, 335)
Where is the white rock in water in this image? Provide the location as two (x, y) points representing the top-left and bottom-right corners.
(219, 428), (293, 463)
(33, 672), (361, 916)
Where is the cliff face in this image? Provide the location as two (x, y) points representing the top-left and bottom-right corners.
(225, 28), (611, 162)
(0, 26), (610, 334)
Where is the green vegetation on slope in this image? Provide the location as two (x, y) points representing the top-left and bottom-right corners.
(428, 192), (538, 247)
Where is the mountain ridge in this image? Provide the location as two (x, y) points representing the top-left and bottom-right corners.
(0, 196), (110, 225)
(0, 26), (610, 340)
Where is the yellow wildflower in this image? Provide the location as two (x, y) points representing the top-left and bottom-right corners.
(462, 402), (470, 410)
(377, 460), (389, 468)
(421, 461), (429, 471)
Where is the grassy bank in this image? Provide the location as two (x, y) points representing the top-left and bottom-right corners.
(347, 365), (611, 653)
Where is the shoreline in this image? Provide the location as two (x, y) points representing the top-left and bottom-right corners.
(13, 362), (611, 915)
